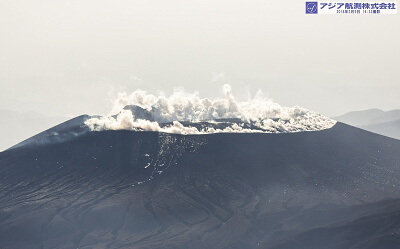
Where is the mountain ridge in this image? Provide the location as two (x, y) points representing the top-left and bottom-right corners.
(1, 122), (400, 248)
(333, 108), (400, 126)
(333, 109), (400, 140)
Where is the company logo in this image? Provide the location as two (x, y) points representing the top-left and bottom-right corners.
(305, 1), (397, 14)
(306, 2), (319, 13)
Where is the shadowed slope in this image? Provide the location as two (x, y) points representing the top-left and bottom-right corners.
(1, 123), (400, 248)
(267, 199), (400, 249)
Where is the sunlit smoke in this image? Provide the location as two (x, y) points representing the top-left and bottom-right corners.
(84, 85), (336, 134)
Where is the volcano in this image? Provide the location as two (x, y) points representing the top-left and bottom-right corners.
(1, 117), (400, 249)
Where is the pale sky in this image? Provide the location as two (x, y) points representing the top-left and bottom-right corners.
(0, 0), (399, 118)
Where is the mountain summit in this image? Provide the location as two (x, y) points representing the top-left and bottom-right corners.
(1, 121), (400, 248)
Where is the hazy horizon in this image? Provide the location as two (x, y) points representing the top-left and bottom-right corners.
(1, 0), (399, 119)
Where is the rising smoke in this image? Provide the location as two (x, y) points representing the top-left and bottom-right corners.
(84, 85), (336, 134)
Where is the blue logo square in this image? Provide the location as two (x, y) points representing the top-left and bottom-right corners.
(306, 2), (318, 14)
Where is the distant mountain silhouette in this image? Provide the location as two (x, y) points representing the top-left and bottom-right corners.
(333, 109), (400, 140)
(1, 119), (400, 248)
(360, 119), (400, 140)
(333, 109), (400, 127)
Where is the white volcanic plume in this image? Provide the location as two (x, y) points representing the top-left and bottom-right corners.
(84, 85), (336, 134)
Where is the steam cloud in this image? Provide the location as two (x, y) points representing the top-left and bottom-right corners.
(84, 84), (336, 134)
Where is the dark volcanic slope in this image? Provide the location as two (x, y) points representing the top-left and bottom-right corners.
(267, 199), (400, 249)
(1, 123), (400, 249)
